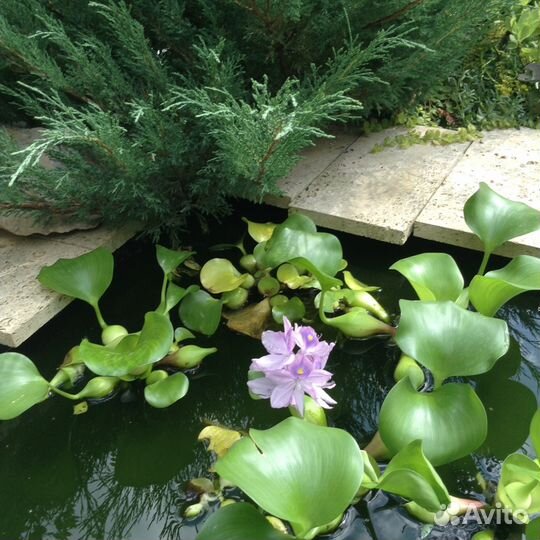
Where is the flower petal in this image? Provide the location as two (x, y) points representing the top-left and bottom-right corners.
(247, 376), (276, 398)
(270, 380), (296, 409)
(251, 353), (293, 371)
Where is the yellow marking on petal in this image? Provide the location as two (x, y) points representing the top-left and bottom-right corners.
(297, 368), (305, 375)
(308, 335), (314, 342)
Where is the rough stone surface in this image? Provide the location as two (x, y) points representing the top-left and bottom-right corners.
(265, 132), (357, 208)
(414, 128), (540, 257)
(289, 128), (471, 244)
(0, 225), (136, 348)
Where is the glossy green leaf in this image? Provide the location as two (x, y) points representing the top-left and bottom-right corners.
(342, 271), (380, 292)
(378, 440), (450, 512)
(276, 263), (312, 289)
(38, 247), (113, 306)
(242, 217), (277, 243)
(200, 258), (248, 294)
(144, 372), (189, 408)
(272, 297), (306, 324)
(179, 288), (223, 336)
(279, 213), (317, 233)
(464, 183), (540, 255)
(159, 283), (198, 314)
(174, 327), (195, 342)
(196, 503), (293, 540)
(156, 245), (193, 275)
(0, 353), (49, 420)
(288, 257), (342, 290)
(531, 409), (540, 458)
(390, 253), (464, 302)
(253, 241), (269, 270)
(396, 300), (509, 383)
(215, 417), (363, 536)
(469, 256), (540, 317)
(80, 312), (174, 376)
(321, 306), (394, 338)
(379, 378), (487, 466)
(262, 215), (343, 278)
(476, 377), (536, 460)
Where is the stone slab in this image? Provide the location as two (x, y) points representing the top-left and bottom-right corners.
(414, 128), (540, 258)
(0, 225), (135, 348)
(289, 128), (472, 244)
(265, 132), (358, 208)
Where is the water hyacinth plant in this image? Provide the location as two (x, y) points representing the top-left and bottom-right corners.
(190, 213), (394, 340)
(248, 317), (336, 416)
(0, 245), (218, 419)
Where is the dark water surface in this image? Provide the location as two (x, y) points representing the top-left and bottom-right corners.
(1, 204), (539, 540)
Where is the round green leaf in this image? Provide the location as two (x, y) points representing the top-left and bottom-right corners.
(379, 378), (488, 466)
(215, 417), (363, 536)
(179, 288), (223, 336)
(390, 253), (464, 302)
(272, 297), (306, 324)
(156, 245), (193, 275)
(242, 217), (277, 243)
(469, 255), (540, 317)
(396, 300), (509, 382)
(144, 372), (189, 408)
(196, 503), (293, 540)
(464, 183), (540, 255)
(477, 378), (536, 460)
(0, 353), (49, 420)
(38, 247), (113, 307)
(262, 216), (343, 278)
(200, 258), (248, 294)
(80, 312), (174, 376)
(378, 440), (450, 512)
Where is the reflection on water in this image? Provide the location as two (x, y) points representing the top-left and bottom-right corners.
(0, 207), (539, 540)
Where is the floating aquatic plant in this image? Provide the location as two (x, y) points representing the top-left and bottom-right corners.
(0, 245), (217, 419)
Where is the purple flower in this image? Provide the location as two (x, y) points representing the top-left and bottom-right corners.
(248, 317), (336, 416)
(251, 316), (295, 371)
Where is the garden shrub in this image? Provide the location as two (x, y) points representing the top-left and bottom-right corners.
(0, 0), (513, 237)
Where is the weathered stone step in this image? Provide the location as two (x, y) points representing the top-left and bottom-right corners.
(272, 127), (540, 256)
(0, 225), (135, 347)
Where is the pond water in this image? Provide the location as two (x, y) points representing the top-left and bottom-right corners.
(1, 203), (539, 540)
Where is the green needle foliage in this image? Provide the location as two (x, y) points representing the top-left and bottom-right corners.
(0, 0), (511, 237)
